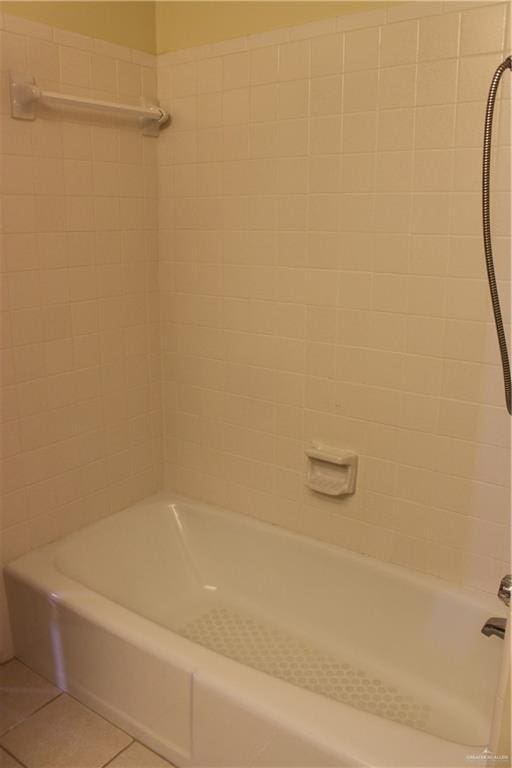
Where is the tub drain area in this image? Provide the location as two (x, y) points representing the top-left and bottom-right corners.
(179, 606), (432, 733)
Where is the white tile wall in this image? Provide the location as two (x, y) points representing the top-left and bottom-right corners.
(0, 15), (162, 576)
(157, 0), (511, 593)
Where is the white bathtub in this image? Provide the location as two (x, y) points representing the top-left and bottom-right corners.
(5, 493), (506, 768)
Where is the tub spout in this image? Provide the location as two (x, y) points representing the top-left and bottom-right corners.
(481, 617), (507, 639)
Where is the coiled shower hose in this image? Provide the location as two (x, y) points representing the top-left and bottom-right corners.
(482, 55), (512, 414)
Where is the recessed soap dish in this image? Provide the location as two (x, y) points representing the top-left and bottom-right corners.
(305, 442), (358, 496)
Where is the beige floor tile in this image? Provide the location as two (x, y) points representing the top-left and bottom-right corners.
(0, 660), (59, 736)
(107, 742), (175, 767)
(0, 694), (132, 768)
(0, 747), (24, 767)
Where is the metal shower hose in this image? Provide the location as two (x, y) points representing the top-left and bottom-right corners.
(482, 55), (512, 414)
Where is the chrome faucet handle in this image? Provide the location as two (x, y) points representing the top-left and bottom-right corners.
(498, 575), (511, 607)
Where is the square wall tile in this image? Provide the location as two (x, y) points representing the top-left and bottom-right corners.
(460, 3), (506, 56)
(279, 40), (310, 82)
(310, 33), (343, 77)
(344, 26), (379, 72)
(380, 20), (418, 67)
(418, 12), (460, 61)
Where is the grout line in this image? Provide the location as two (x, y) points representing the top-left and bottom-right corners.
(101, 740), (134, 768)
(0, 743), (30, 768)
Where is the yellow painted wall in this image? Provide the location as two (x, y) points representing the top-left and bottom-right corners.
(0, 1), (156, 53)
(156, 2), (389, 54)
(1, 1), (393, 55)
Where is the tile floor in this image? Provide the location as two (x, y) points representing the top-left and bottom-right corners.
(0, 660), (175, 768)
